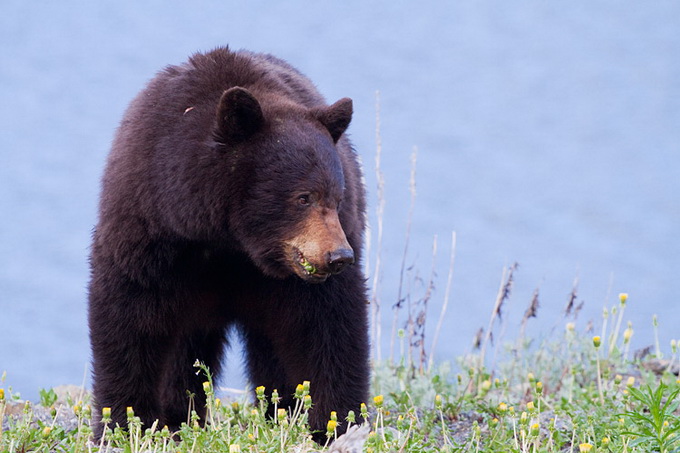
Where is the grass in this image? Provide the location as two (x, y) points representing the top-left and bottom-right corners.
(3, 291), (680, 452)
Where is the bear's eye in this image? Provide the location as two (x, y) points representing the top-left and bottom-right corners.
(298, 194), (311, 206)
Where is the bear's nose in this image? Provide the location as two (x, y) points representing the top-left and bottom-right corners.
(327, 248), (355, 274)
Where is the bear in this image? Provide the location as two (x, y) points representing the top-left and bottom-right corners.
(88, 47), (369, 442)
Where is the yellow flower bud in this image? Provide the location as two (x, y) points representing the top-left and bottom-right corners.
(535, 381), (543, 395)
(42, 426), (52, 437)
(619, 293), (628, 305)
(520, 411), (528, 425)
(623, 327), (633, 343)
(373, 395), (384, 408)
(326, 419), (338, 435)
(614, 374), (623, 385)
(102, 407), (111, 419)
(277, 408), (287, 422)
(593, 336), (601, 348)
(601, 436), (610, 445)
(579, 443), (593, 452)
(526, 401), (535, 412)
(481, 379), (491, 392)
(229, 444), (241, 453)
(566, 322), (575, 332)
(498, 402), (508, 414)
(626, 376), (635, 387)
(531, 423), (540, 436)
(256, 385), (265, 398)
(203, 381), (211, 393)
(126, 406), (135, 418)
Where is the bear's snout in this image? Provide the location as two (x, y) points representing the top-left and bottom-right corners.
(285, 207), (354, 282)
(327, 247), (354, 274)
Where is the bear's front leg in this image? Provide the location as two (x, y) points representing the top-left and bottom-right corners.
(89, 279), (176, 439)
(159, 329), (229, 429)
(244, 270), (370, 443)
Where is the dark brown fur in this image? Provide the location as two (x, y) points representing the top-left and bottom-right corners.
(88, 47), (369, 442)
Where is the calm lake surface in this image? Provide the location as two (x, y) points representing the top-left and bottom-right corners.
(1, 1), (679, 399)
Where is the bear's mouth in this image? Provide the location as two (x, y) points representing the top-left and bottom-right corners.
(293, 248), (329, 283)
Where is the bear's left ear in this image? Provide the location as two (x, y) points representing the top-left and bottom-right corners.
(215, 87), (264, 144)
(314, 98), (353, 143)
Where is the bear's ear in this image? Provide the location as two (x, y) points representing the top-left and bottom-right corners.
(215, 87), (264, 144)
(315, 98), (353, 143)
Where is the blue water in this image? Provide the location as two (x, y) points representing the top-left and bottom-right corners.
(1, 1), (678, 400)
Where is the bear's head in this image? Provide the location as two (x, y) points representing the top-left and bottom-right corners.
(214, 87), (355, 283)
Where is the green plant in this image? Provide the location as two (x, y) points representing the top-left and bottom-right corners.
(622, 382), (680, 452)
(38, 388), (57, 407)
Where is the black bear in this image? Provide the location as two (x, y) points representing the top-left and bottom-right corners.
(88, 47), (369, 442)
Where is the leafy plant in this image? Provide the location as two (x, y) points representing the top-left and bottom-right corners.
(622, 382), (680, 452)
(38, 388), (57, 407)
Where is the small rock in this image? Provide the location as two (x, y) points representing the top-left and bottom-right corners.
(52, 384), (90, 405)
(327, 424), (370, 453)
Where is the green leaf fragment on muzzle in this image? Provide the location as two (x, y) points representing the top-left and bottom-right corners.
(301, 258), (317, 274)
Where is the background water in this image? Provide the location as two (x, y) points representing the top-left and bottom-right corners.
(1, 1), (678, 400)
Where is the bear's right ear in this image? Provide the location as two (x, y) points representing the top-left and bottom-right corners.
(314, 98), (353, 143)
(215, 87), (264, 144)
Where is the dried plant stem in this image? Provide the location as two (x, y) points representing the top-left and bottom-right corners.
(406, 270), (414, 370)
(420, 235), (437, 372)
(479, 263), (517, 367)
(370, 90), (386, 362)
(389, 146), (418, 364)
(565, 276), (579, 318)
(429, 231), (456, 372)
(518, 288), (540, 340)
